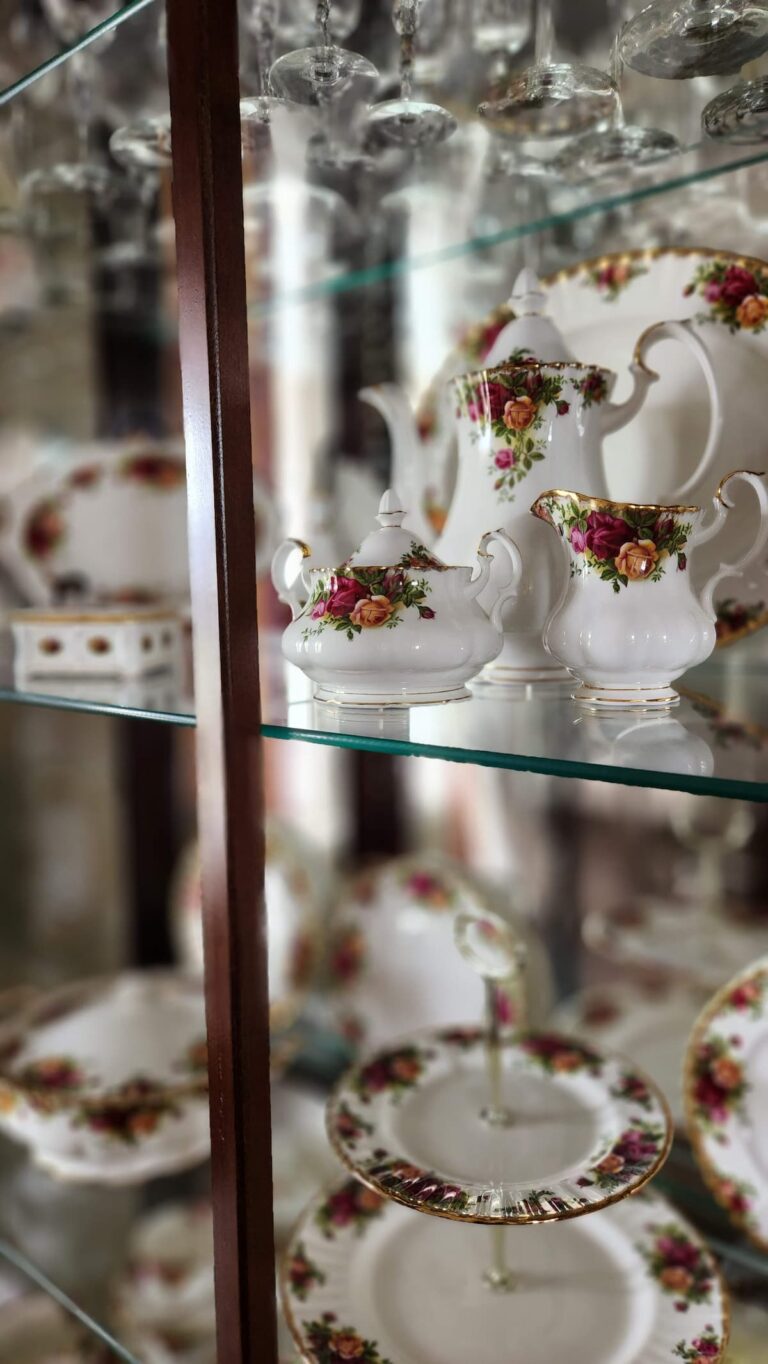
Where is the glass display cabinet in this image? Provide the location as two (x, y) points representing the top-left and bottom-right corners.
(0, 1), (767, 1362)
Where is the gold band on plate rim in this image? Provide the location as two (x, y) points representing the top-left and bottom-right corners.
(683, 953), (768, 1259)
(323, 1030), (675, 1228)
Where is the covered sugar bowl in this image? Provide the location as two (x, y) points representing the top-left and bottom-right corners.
(271, 489), (522, 707)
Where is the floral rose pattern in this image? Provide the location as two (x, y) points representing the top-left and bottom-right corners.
(585, 259), (648, 300)
(534, 496), (692, 592)
(120, 453), (185, 490)
(352, 1045), (430, 1103)
(726, 969), (768, 1018)
(715, 597), (766, 644)
(519, 1034), (604, 1076)
(689, 1034), (747, 1141)
(24, 499), (66, 561)
(577, 1120), (667, 1193)
(314, 1180), (385, 1240)
(327, 924), (366, 988)
(303, 1313), (391, 1364)
(685, 258), (768, 333)
(711, 1172), (757, 1235)
(302, 566), (434, 642)
(609, 1071), (655, 1112)
(14, 1056), (87, 1096)
(366, 1154), (470, 1215)
(640, 1223), (714, 1311)
(76, 1078), (183, 1144)
(456, 356), (571, 503)
(674, 1327), (723, 1361)
(286, 1242), (325, 1301)
(401, 868), (455, 909)
(332, 1102), (374, 1148)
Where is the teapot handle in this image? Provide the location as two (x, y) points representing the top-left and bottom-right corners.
(270, 538), (312, 620)
(472, 529), (523, 631)
(697, 471), (768, 618)
(630, 319), (723, 500)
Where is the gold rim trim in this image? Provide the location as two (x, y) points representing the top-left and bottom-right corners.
(532, 486), (700, 515)
(542, 243), (768, 288)
(714, 468), (766, 505)
(683, 953), (768, 1259)
(9, 609), (178, 625)
(454, 357), (615, 386)
(325, 1029), (674, 1228)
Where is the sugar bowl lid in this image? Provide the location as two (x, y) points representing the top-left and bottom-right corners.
(346, 489), (446, 569)
(483, 267), (577, 367)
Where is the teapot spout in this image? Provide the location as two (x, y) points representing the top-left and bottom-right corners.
(359, 384), (435, 545)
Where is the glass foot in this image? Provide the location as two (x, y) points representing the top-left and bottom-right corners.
(619, 0), (768, 79)
(368, 98), (457, 148)
(479, 1104), (515, 1128)
(483, 1266), (517, 1293)
(269, 45), (379, 108)
(109, 116), (172, 171)
(556, 125), (682, 180)
(478, 63), (619, 139)
(703, 76), (768, 140)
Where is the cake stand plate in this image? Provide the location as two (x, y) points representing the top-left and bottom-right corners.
(327, 1027), (672, 1224)
(282, 1180), (729, 1364)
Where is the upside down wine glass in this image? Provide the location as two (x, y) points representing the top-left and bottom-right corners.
(269, 0), (378, 111)
(619, 0), (768, 78)
(368, 0), (457, 149)
(478, 0), (619, 141)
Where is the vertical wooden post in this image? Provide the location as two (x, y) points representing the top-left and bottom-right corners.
(166, 3), (277, 1363)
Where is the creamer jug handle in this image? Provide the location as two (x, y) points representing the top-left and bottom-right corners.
(698, 471), (768, 618)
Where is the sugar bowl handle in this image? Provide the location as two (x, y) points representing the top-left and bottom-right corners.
(271, 538), (312, 621)
(697, 471), (768, 618)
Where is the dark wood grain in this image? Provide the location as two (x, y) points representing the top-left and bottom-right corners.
(166, 2), (277, 1362)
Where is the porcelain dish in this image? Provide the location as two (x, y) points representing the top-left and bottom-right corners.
(532, 471), (768, 710)
(281, 1182), (729, 1364)
(327, 1025), (672, 1224)
(272, 490), (522, 707)
(0, 972), (209, 1185)
(11, 606), (182, 679)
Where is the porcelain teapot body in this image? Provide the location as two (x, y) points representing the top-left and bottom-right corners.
(531, 471), (768, 711)
(271, 491), (523, 707)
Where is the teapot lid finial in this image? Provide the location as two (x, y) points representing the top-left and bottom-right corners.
(483, 266), (577, 367)
(509, 266), (547, 316)
(346, 487), (444, 568)
(376, 488), (406, 529)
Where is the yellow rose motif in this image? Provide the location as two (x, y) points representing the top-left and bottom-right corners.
(736, 293), (768, 329)
(711, 1056), (742, 1090)
(0, 1085), (16, 1114)
(660, 1266), (693, 1293)
(331, 1332), (366, 1359)
(350, 595), (395, 628)
(615, 539), (658, 581)
(503, 395), (536, 431)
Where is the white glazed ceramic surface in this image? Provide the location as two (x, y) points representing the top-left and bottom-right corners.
(170, 818), (324, 1034)
(325, 853), (553, 1048)
(551, 980), (707, 1130)
(532, 473), (768, 710)
(2, 439), (189, 607)
(545, 248), (768, 648)
(685, 955), (768, 1254)
(273, 493), (522, 707)
(281, 1183), (729, 1364)
(0, 973), (209, 1185)
(327, 1025), (671, 1224)
(116, 1200), (215, 1335)
(11, 607), (182, 680)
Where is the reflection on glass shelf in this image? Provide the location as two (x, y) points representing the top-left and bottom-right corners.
(0, 0), (157, 109)
(260, 632), (768, 801)
(0, 657), (194, 726)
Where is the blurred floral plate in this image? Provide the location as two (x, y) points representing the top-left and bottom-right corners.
(0, 972), (209, 1185)
(170, 817), (326, 1036)
(551, 978), (705, 1130)
(685, 955), (768, 1253)
(325, 853), (553, 1049)
(327, 1025), (671, 1224)
(281, 1181), (729, 1364)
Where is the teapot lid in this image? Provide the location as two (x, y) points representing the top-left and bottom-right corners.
(483, 267), (577, 367)
(346, 489), (446, 568)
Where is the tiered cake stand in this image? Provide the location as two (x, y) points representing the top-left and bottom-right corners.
(282, 1021), (730, 1364)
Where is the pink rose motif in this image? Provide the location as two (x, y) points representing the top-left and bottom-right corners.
(584, 511), (634, 561)
(570, 525), (587, 553)
(485, 381), (513, 423)
(691, 1337), (720, 1357)
(495, 449), (516, 470)
(311, 598), (328, 619)
(556, 399), (570, 416)
(721, 264), (758, 307)
(326, 575), (368, 618)
(657, 1236), (701, 1270)
(704, 280), (724, 303)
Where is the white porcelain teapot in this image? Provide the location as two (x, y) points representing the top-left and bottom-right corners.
(364, 278), (724, 683)
(271, 490), (522, 707)
(531, 470), (768, 711)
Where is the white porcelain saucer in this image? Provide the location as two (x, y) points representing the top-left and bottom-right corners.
(583, 897), (768, 990)
(685, 955), (768, 1253)
(327, 1026), (671, 1224)
(282, 1181), (729, 1364)
(551, 979), (707, 1131)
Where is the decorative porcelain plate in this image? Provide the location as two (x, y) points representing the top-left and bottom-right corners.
(434, 248), (768, 646)
(170, 817), (325, 1034)
(685, 955), (768, 1253)
(281, 1181), (729, 1364)
(0, 438), (189, 608)
(583, 898), (768, 991)
(325, 853), (553, 1049)
(0, 972), (210, 1185)
(327, 1026), (672, 1224)
(551, 979), (707, 1130)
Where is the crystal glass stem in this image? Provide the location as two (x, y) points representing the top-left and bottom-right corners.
(481, 980), (514, 1127)
(484, 1225), (516, 1293)
(534, 0), (554, 64)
